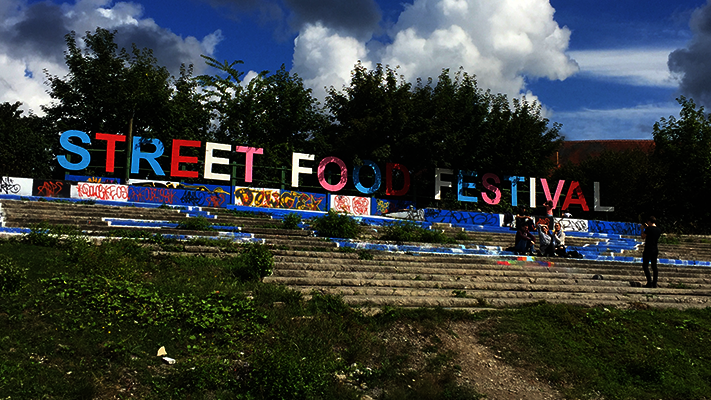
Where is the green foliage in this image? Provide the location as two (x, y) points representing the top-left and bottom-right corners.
(0, 102), (53, 178)
(479, 302), (711, 399)
(282, 213), (302, 229)
(0, 254), (28, 293)
(224, 242), (274, 282)
(381, 221), (455, 244)
(310, 210), (361, 239)
(176, 216), (215, 231)
(23, 222), (85, 247)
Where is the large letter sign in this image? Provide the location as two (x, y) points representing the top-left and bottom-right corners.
(130, 137), (165, 176)
(353, 160), (381, 194)
(58, 130), (92, 170)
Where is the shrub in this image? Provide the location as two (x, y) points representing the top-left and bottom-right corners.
(0, 255), (28, 293)
(176, 216), (215, 231)
(381, 221), (454, 244)
(310, 210), (360, 239)
(224, 242), (274, 282)
(282, 213), (302, 230)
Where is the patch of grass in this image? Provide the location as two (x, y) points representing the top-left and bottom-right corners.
(282, 213), (302, 230)
(478, 302), (711, 399)
(659, 235), (681, 245)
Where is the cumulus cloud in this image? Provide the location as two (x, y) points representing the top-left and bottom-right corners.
(0, 0), (222, 115)
(292, 0), (578, 103)
(668, 0), (711, 107)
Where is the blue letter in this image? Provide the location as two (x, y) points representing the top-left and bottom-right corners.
(353, 160), (381, 194)
(57, 130), (91, 170)
(457, 170), (478, 203)
(130, 137), (165, 176)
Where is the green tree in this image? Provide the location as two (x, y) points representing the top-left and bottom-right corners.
(0, 102), (53, 179)
(652, 96), (711, 232)
(198, 57), (327, 187)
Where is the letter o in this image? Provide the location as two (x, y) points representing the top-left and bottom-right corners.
(353, 160), (381, 194)
(317, 156), (348, 192)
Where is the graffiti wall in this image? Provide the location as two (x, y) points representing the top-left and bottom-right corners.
(588, 220), (640, 236)
(72, 182), (128, 202)
(278, 190), (328, 211)
(372, 198), (416, 216)
(33, 180), (71, 198)
(423, 208), (500, 227)
(0, 177), (33, 196)
(330, 194), (371, 216)
(558, 218), (589, 233)
(234, 187), (281, 208)
(65, 174), (122, 184)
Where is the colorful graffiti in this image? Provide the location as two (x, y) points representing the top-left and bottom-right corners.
(33, 180), (70, 198)
(179, 190), (227, 208)
(75, 182), (128, 201)
(234, 187), (280, 208)
(373, 198), (415, 216)
(331, 195), (370, 215)
(423, 208), (499, 226)
(588, 220), (640, 236)
(128, 187), (177, 204)
(279, 190), (327, 211)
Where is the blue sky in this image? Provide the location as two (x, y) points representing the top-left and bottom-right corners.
(2, 0), (710, 141)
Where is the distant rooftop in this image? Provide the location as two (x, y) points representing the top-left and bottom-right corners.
(556, 140), (655, 166)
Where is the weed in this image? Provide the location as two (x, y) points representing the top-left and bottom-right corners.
(455, 231), (469, 241)
(667, 281), (688, 289)
(223, 242), (274, 282)
(659, 235), (680, 245)
(176, 216), (215, 231)
(452, 290), (468, 298)
(282, 213), (302, 230)
(357, 249), (374, 260)
(310, 210), (361, 239)
(381, 221), (455, 244)
(0, 254), (28, 292)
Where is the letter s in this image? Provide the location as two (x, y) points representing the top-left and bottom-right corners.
(57, 130), (91, 170)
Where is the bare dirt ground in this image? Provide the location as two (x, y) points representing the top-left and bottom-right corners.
(441, 320), (563, 400)
(380, 319), (564, 400)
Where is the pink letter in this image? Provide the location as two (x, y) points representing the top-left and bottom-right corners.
(318, 156), (348, 192)
(235, 146), (264, 183)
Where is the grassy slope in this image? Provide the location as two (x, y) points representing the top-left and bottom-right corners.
(0, 229), (710, 399)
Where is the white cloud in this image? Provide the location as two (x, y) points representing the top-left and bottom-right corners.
(553, 102), (680, 140)
(292, 0), (578, 102)
(569, 48), (677, 88)
(0, 0), (222, 115)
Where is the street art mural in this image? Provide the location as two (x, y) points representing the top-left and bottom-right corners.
(558, 218), (589, 233)
(373, 198), (415, 216)
(33, 180), (70, 198)
(234, 187), (281, 208)
(0, 177), (32, 196)
(423, 208), (500, 227)
(278, 190), (328, 211)
(128, 186), (176, 204)
(330, 195), (371, 216)
(72, 182), (128, 201)
(588, 220), (640, 236)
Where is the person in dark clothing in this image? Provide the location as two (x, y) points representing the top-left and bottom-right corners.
(641, 216), (662, 288)
(514, 224), (536, 255)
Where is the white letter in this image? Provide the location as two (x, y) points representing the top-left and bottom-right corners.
(292, 152), (315, 187)
(204, 142), (231, 181)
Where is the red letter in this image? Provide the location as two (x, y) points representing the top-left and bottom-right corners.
(562, 181), (590, 211)
(482, 173), (501, 205)
(95, 133), (126, 173)
(171, 139), (201, 178)
(235, 146), (264, 183)
(386, 163), (410, 196)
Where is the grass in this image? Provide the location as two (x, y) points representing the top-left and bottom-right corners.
(2, 226), (711, 399)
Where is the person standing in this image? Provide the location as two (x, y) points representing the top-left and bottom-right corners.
(640, 216), (662, 288)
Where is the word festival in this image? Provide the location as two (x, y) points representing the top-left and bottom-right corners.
(58, 130), (613, 212)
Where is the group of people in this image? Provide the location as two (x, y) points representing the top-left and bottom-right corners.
(514, 219), (566, 256)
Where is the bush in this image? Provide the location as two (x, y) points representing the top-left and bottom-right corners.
(282, 213), (302, 230)
(0, 255), (28, 293)
(381, 221), (454, 244)
(176, 216), (215, 231)
(310, 210), (361, 239)
(225, 242), (274, 282)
